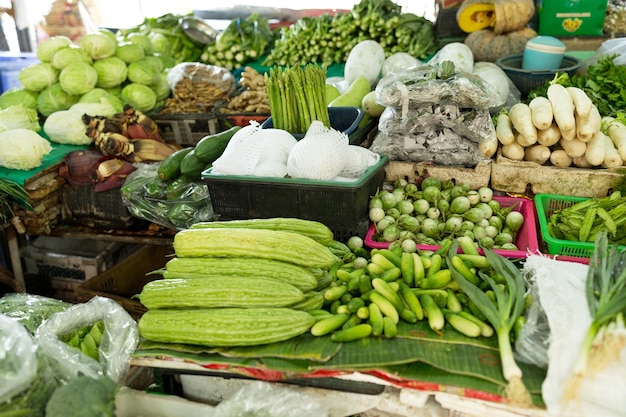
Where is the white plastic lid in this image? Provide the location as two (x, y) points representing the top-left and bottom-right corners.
(526, 36), (566, 54)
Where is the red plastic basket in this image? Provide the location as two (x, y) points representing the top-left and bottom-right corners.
(364, 196), (540, 259)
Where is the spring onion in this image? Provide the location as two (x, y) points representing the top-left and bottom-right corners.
(447, 241), (533, 407)
(563, 232), (626, 403)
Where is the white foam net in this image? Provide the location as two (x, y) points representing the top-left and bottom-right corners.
(338, 145), (381, 179)
(211, 122), (265, 175)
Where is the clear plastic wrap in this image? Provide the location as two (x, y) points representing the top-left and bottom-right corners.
(0, 314), (37, 403)
(35, 296), (139, 384)
(120, 162), (216, 230)
(370, 64), (501, 167)
(0, 293), (71, 335)
(211, 380), (329, 417)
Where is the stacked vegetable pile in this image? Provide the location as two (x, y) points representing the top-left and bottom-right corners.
(135, 217), (539, 406)
(263, 0), (438, 67)
(367, 178), (526, 251)
(496, 84), (626, 168)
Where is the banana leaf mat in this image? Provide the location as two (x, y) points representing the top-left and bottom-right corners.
(134, 319), (546, 407)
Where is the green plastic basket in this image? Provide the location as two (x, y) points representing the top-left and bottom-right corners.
(534, 193), (625, 258)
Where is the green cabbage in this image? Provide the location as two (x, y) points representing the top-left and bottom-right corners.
(149, 33), (170, 55)
(36, 36), (72, 62)
(80, 32), (117, 60)
(152, 73), (171, 101)
(0, 88), (39, 109)
(93, 56), (128, 88)
(0, 129), (53, 170)
(142, 55), (163, 73)
(18, 63), (59, 92)
(37, 83), (79, 117)
(115, 42), (145, 64)
(59, 62), (98, 95)
(69, 100), (117, 118)
(51, 46), (93, 70)
(127, 59), (160, 85)
(127, 33), (153, 55)
(154, 52), (176, 70)
(43, 109), (93, 145)
(120, 83), (157, 112)
(0, 105), (40, 132)
(79, 88), (124, 113)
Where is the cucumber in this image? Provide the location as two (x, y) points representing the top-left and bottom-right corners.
(180, 149), (209, 179)
(158, 147), (194, 181)
(194, 126), (241, 164)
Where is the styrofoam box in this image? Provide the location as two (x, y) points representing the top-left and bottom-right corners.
(20, 236), (124, 281)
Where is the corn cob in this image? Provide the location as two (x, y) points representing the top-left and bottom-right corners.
(138, 307), (316, 346)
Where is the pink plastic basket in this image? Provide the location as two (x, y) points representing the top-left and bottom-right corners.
(364, 196), (540, 259)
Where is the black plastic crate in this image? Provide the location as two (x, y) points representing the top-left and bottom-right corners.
(202, 156), (388, 241)
(149, 113), (220, 146)
(61, 184), (135, 229)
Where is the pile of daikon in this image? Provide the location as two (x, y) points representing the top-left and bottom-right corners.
(495, 84), (626, 168)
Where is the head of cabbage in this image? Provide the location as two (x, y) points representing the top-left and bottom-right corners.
(36, 36), (72, 62)
(18, 63), (59, 92)
(120, 83), (157, 113)
(126, 33), (153, 55)
(59, 62), (98, 96)
(51, 46), (93, 70)
(0, 105), (40, 132)
(43, 109), (94, 146)
(0, 129), (53, 170)
(37, 83), (79, 117)
(93, 57), (128, 89)
(80, 32), (117, 60)
(0, 88), (39, 110)
(127, 59), (160, 85)
(115, 42), (145, 64)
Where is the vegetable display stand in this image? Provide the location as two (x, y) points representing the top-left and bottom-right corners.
(75, 244), (172, 319)
(365, 196), (540, 259)
(383, 160), (492, 191)
(149, 113), (221, 147)
(490, 152), (623, 198)
(201, 156), (388, 241)
(534, 193), (626, 259)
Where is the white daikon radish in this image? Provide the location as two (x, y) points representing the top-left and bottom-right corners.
(496, 113), (515, 145)
(524, 144), (551, 165)
(576, 105), (601, 142)
(550, 149), (573, 167)
(509, 103), (537, 145)
(566, 86), (593, 118)
(501, 141), (525, 160)
(559, 137), (587, 158)
(601, 132), (624, 168)
(479, 130), (499, 158)
(604, 117), (626, 160)
(547, 84), (576, 137)
(537, 122), (562, 147)
(528, 96), (554, 130)
(585, 130), (608, 166)
(572, 155), (592, 168)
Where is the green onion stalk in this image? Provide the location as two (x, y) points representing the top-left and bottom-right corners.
(563, 232), (626, 405)
(447, 242), (534, 407)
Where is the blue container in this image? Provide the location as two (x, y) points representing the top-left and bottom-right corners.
(0, 52), (38, 93)
(522, 36), (566, 71)
(260, 106), (364, 139)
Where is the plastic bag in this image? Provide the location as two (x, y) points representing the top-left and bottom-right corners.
(211, 380), (329, 417)
(0, 314), (60, 417)
(35, 296), (139, 384)
(120, 162), (216, 230)
(163, 62), (236, 113)
(0, 314), (37, 403)
(584, 37), (626, 68)
(0, 293), (71, 335)
(370, 64), (501, 167)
